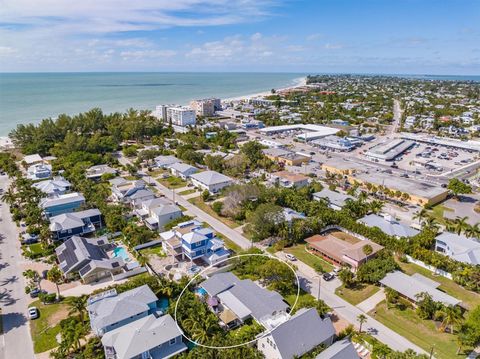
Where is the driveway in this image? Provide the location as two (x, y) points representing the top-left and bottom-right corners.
(0, 175), (35, 359)
(443, 194), (480, 225)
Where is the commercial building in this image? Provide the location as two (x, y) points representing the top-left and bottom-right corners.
(365, 139), (415, 161)
(312, 136), (357, 152)
(270, 171), (309, 188)
(189, 170), (233, 194)
(435, 232), (480, 265)
(259, 124), (340, 141)
(257, 308), (335, 359)
(190, 98), (221, 117)
(379, 271), (461, 307)
(401, 133), (480, 152)
(263, 148), (310, 166)
(305, 232), (383, 271)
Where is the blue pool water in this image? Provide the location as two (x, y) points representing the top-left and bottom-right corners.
(195, 288), (207, 296)
(158, 297), (169, 312)
(113, 247), (129, 261)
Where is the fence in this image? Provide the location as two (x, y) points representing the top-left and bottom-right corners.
(320, 225), (370, 242)
(405, 255), (453, 279)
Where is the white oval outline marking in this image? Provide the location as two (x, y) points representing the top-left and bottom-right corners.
(173, 253), (301, 349)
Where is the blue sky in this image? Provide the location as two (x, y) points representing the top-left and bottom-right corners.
(0, 0), (479, 74)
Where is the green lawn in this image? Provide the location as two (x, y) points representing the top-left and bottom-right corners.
(178, 189), (197, 196)
(124, 175), (137, 180)
(27, 243), (44, 255)
(428, 204), (454, 225)
(398, 261), (480, 310)
(147, 169), (166, 177)
(188, 197), (243, 229)
(335, 283), (380, 305)
(370, 301), (470, 359)
(159, 176), (187, 189)
(216, 233), (243, 253)
(284, 244), (334, 272)
(29, 299), (69, 353)
(140, 246), (166, 257)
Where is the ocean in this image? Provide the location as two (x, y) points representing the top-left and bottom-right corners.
(0, 72), (304, 137)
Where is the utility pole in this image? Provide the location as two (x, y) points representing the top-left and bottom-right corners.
(317, 276), (321, 300)
(429, 345), (435, 359)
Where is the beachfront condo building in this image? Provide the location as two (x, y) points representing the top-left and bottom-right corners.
(155, 105), (196, 127)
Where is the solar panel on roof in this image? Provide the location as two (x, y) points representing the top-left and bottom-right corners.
(79, 264), (91, 276)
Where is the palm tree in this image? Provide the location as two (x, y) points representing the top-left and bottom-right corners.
(438, 305), (463, 334)
(67, 296), (87, 324)
(413, 208), (428, 225)
(464, 223), (480, 239)
(1, 188), (15, 205)
(357, 314), (367, 333)
(369, 200), (384, 214)
(453, 216), (469, 235)
(423, 216), (439, 233)
(47, 266), (63, 300)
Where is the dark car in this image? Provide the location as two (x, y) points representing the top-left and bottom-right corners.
(322, 272), (335, 281)
(29, 288), (46, 298)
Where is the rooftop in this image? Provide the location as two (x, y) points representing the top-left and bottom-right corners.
(360, 214), (420, 238)
(190, 170), (232, 186)
(436, 232), (480, 265)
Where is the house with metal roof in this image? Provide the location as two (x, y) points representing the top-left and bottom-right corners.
(315, 339), (359, 359)
(23, 153), (43, 165)
(88, 285), (159, 336)
(49, 208), (102, 241)
(86, 164), (118, 180)
(101, 313), (187, 359)
(269, 171), (309, 189)
(126, 188), (156, 208)
(27, 163), (52, 180)
(40, 192), (85, 218)
(33, 176), (71, 197)
(258, 308), (335, 359)
(55, 235), (124, 284)
(154, 155), (181, 169)
(435, 232), (480, 265)
(109, 178), (147, 202)
(313, 188), (355, 210)
(200, 272), (289, 329)
(168, 162), (198, 180)
(379, 271), (461, 307)
(135, 197), (183, 230)
(189, 170), (233, 194)
(359, 214), (420, 238)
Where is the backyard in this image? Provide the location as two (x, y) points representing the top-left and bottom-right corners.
(188, 197), (243, 229)
(140, 246), (166, 258)
(398, 261), (480, 309)
(335, 283), (380, 305)
(283, 244), (334, 273)
(29, 299), (70, 353)
(369, 301), (469, 359)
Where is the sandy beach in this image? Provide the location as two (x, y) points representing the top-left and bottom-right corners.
(0, 136), (13, 149)
(223, 76), (307, 102)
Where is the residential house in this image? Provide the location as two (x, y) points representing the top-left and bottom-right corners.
(282, 208), (306, 223)
(109, 178), (147, 203)
(270, 171), (309, 189)
(306, 233), (383, 272)
(101, 314), (187, 359)
(56, 235), (124, 284)
(200, 272), (290, 329)
(40, 192), (85, 218)
(154, 155), (181, 169)
(88, 285), (159, 336)
(168, 162), (198, 180)
(49, 208), (102, 241)
(23, 153), (43, 165)
(312, 188), (355, 210)
(136, 197), (182, 230)
(315, 339), (359, 359)
(435, 232), (480, 265)
(27, 163), (52, 180)
(33, 176), (71, 197)
(359, 214), (420, 238)
(379, 271), (461, 307)
(257, 308), (335, 359)
(126, 188), (156, 208)
(160, 220), (230, 265)
(86, 164), (118, 180)
(189, 170), (233, 194)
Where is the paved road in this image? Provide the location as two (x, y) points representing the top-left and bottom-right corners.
(117, 154), (252, 251)
(275, 252), (427, 355)
(390, 99), (402, 136)
(0, 175), (35, 359)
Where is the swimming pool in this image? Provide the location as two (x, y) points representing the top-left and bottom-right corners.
(113, 246), (129, 261)
(195, 287), (207, 296)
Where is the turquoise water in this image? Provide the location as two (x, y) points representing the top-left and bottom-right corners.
(195, 287), (207, 296)
(158, 297), (169, 312)
(0, 72), (304, 136)
(113, 246), (129, 261)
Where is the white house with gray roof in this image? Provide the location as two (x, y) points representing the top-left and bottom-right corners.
(168, 162), (198, 179)
(101, 313), (187, 359)
(379, 271), (461, 307)
(435, 232), (480, 265)
(86, 164), (117, 180)
(154, 155), (181, 169)
(55, 235), (124, 284)
(359, 214), (420, 238)
(312, 188), (355, 211)
(257, 308), (335, 359)
(88, 285), (159, 336)
(315, 339), (359, 359)
(190, 170), (233, 194)
(33, 176), (71, 197)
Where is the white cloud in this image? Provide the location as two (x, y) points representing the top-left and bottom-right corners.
(0, 46), (17, 56)
(306, 33), (322, 41)
(120, 49), (177, 60)
(324, 43), (343, 50)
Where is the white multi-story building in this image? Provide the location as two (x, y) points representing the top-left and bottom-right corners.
(155, 105), (196, 127)
(190, 98), (220, 117)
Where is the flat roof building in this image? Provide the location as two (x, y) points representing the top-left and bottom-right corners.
(365, 139), (415, 161)
(260, 124), (339, 141)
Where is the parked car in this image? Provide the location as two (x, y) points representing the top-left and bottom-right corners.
(28, 307), (39, 320)
(322, 272), (335, 281)
(29, 288), (46, 298)
(285, 254), (297, 261)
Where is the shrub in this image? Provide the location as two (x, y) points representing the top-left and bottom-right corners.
(212, 201), (223, 214)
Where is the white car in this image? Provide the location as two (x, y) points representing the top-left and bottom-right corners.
(285, 254), (297, 261)
(28, 307), (39, 320)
